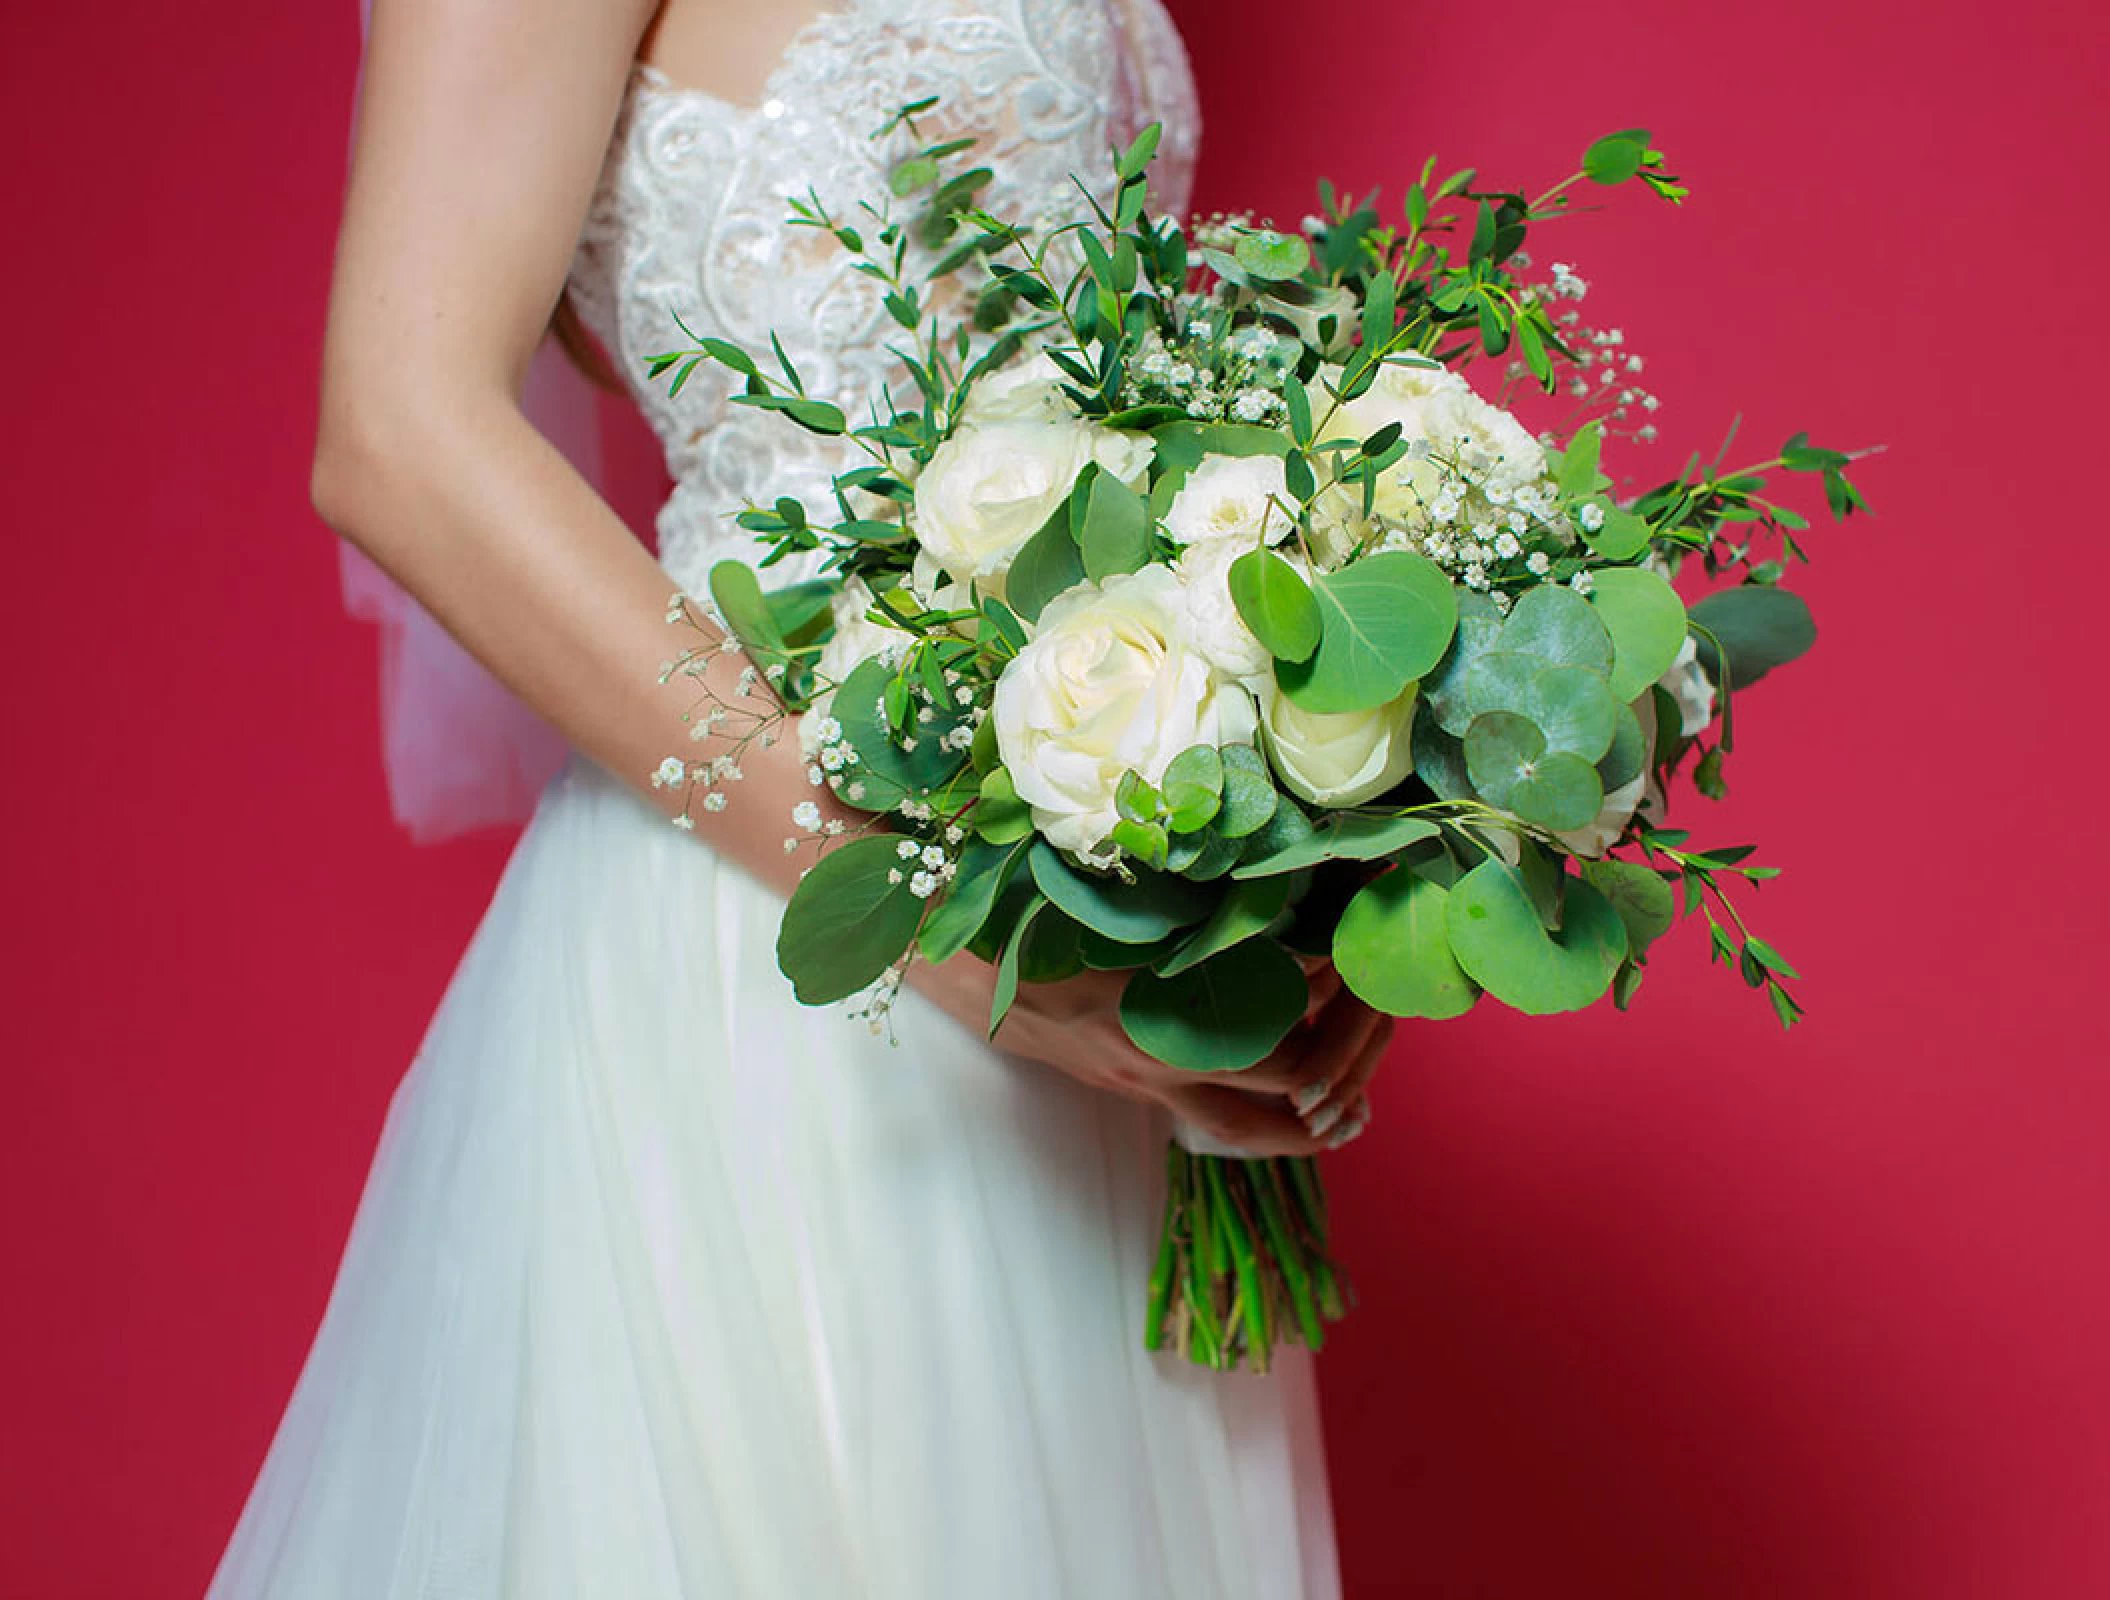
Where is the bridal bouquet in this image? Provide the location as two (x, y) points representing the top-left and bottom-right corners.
(647, 107), (1868, 1371)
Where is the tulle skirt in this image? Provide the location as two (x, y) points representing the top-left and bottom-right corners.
(209, 754), (1340, 1598)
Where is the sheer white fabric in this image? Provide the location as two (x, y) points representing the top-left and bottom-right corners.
(340, 0), (588, 841)
(218, 5), (1343, 1594)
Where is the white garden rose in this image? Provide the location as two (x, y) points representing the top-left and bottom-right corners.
(1257, 679), (1418, 808)
(1312, 360), (1548, 544)
(959, 350), (1072, 426)
(1314, 357), (1468, 519)
(1162, 453), (1294, 549)
(1173, 536), (1276, 684)
(799, 579), (905, 759)
(1657, 633), (1717, 738)
(993, 564), (1258, 860)
(913, 419), (1151, 582)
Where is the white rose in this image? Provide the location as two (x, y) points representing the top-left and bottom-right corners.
(799, 579), (906, 759)
(914, 419), (1150, 582)
(1434, 390), (1549, 497)
(993, 564), (1258, 860)
(1556, 692), (1658, 857)
(1314, 360), (1546, 534)
(1173, 536), (1296, 686)
(960, 350), (1073, 426)
(1163, 453), (1294, 549)
(1656, 633), (1716, 738)
(1257, 679), (1418, 808)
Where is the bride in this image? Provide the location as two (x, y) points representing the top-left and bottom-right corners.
(211, 1), (1389, 1593)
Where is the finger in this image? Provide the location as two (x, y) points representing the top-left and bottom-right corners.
(1164, 1082), (1327, 1158)
(1300, 1015), (1392, 1139)
(1302, 960), (1341, 1023)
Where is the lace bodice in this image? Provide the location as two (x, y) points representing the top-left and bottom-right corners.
(564, 0), (1200, 593)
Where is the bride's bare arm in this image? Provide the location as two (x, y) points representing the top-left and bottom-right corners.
(316, 0), (1377, 1152)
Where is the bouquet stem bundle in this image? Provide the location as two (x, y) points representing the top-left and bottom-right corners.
(1148, 1148), (1348, 1372)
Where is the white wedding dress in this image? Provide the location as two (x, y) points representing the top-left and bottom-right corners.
(211, 4), (1340, 1594)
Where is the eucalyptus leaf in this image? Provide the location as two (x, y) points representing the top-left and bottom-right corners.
(1119, 939), (1309, 1071)
(1445, 859), (1628, 1014)
(1424, 592), (1507, 737)
(988, 895), (1049, 1036)
(1580, 858), (1676, 957)
(832, 656), (968, 812)
(1029, 842), (1212, 944)
(777, 837), (925, 1004)
(1498, 584), (1615, 676)
(1004, 505), (1087, 624)
(1276, 552), (1458, 714)
(1229, 548), (1321, 664)
(1233, 813), (1440, 878)
(1687, 586), (1817, 687)
(1335, 870), (1479, 1019)
(1216, 743), (1280, 838)
(1590, 566), (1689, 701)
(917, 837), (1027, 965)
(1074, 465), (1153, 582)
(1157, 874), (1294, 977)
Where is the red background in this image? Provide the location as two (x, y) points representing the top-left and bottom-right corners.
(6, 1), (2107, 1595)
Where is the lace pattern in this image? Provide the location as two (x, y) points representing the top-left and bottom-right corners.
(564, 0), (1200, 593)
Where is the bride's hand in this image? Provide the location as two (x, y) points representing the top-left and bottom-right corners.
(909, 957), (1391, 1158)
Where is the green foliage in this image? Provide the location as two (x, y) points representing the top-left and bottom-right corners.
(1216, 744), (1281, 839)
(1028, 842), (1212, 944)
(1233, 813), (1441, 879)
(1158, 874), (1294, 977)
(1687, 586), (1817, 688)
(777, 838), (925, 1004)
(1119, 939), (1310, 1072)
(1073, 464), (1153, 582)
(1228, 549), (1322, 664)
(830, 656), (967, 812)
(1334, 870), (1479, 1019)
(1276, 552), (1458, 714)
(1004, 505), (1087, 624)
(918, 838), (1028, 964)
(1588, 566), (1690, 701)
(1445, 859), (1628, 1014)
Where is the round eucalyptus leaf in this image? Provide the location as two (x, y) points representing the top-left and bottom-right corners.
(1507, 751), (1603, 831)
(1119, 939), (1310, 1071)
(1216, 743), (1280, 839)
(1233, 228), (1313, 281)
(1424, 593), (1508, 736)
(1589, 566), (1689, 701)
(1463, 710), (1545, 808)
(1229, 547), (1323, 664)
(832, 656), (968, 812)
(1466, 655), (1615, 762)
(777, 837), (925, 1004)
(1444, 860), (1628, 1014)
(1275, 552), (1458, 714)
(1525, 665), (1618, 761)
(1334, 870), (1479, 1019)
(1463, 650), (1545, 720)
(1499, 583), (1615, 675)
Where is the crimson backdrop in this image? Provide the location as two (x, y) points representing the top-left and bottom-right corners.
(5, 2), (2107, 1595)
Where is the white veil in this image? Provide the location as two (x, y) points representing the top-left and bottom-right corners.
(338, 0), (596, 841)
